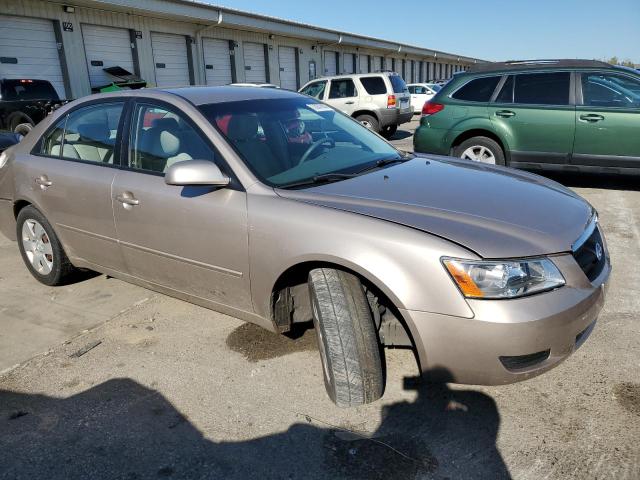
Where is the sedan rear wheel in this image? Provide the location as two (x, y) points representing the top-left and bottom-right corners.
(308, 268), (384, 407)
(453, 136), (505, 166)
(16, 206), (76, 286)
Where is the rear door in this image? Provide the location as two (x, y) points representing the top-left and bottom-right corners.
(573, 70), (640, 169)
(111, 100), (252, 310)
(82, 24), (135, 91)
(326, 78), (359, 115)
(151, 32), (191, 87)
(278, 46), (298, 90)
(202, 38), (233, 86)
(22, 101), (126, 271)
(0, 15), (66, 98)
(243, 42), (267, 83)
(489, 71), (575, 166)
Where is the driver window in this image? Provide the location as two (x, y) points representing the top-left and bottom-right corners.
(329, 79), (356, 99)
(129, 104), (216, 174)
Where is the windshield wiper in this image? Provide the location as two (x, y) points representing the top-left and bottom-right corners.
(354, 153), (414, 175)
(277, 173), (356, 189)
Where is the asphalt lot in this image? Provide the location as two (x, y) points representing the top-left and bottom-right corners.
(0, 117), (639, 479)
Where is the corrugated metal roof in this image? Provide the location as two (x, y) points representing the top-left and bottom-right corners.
(79, 0), (483, 63)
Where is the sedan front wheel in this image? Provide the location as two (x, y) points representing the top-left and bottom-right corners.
(308, 268), (384, 407)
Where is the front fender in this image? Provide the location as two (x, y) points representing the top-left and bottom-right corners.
(248, 191), (477, 324)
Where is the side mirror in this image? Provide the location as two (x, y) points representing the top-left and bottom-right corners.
(164, 160), (230, 187)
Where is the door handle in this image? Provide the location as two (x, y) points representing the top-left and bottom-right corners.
(116, 192), (140, 208)
(35, 175), (53, 189)
(579, 114), (604, 123)
(495, 110), (516, 118)
(345, 101), (355, 105)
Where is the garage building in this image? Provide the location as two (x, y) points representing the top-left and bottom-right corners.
(0, 0), (482, 99)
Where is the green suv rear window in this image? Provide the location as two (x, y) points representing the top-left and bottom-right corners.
(452, 76), (501, 102)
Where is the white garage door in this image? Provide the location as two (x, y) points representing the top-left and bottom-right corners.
(82, 24), (134, 90)
(359, 55), (369, 74)
(203, 38), (232, 86)
(243, 42), (267, 83)
(343, 53), (355, 74)
(278, 46), (297, 90)
(0, 15), (65, 97)
(324, 51), (337, 76)
(151, 32), (191, 87)
(373, 56), (382, 72)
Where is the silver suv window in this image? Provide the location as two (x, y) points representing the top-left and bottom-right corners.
(300, 80), (327, 99)
(328, 79), (357, 99)
(389, 75), (408, 93)
(360, 76), (387, 95)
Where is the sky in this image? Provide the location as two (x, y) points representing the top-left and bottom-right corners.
(203, 0), (640, 64)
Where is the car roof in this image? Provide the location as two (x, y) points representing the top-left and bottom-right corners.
(467, 59), (615, 74)
(161, 85), (302, 105)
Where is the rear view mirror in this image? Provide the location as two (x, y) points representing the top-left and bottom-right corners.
(165, 160), (230, 187)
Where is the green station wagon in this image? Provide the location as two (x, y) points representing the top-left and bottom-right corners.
(414, 60), (640, 174)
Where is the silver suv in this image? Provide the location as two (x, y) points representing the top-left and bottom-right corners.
(299, 72), (412, 138)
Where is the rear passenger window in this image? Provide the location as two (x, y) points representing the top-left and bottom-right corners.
(513, 72), (570, 105)
(328, 79), (356, 99)
(360, 76), (387, 95)
(452, 76), (501, 102)
(40, 103), (124, 164)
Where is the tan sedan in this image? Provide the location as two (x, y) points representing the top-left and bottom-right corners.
(0, 87), (610, 406)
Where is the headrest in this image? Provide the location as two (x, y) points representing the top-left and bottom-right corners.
(159, 130), (180, 157)
(77, 123), (110, 144)
(227, 115), (259, 141)
(151, 117), (180, 132)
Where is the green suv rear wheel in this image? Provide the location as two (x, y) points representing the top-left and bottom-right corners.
(453, 136), (505, 166)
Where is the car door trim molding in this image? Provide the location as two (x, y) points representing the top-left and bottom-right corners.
(119, 240), (243, 277)
(57, 222), (119, 244)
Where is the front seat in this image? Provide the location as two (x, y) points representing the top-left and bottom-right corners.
(138, 118), (192, 172)
(226, 115), (285, 178)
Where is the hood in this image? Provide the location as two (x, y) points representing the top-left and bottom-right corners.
(276, 156), (593, 258)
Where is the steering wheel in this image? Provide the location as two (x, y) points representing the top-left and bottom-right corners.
(298, 137), (335, 165)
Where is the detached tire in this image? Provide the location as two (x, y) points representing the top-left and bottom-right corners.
(355, 114), (380, 134)
(308, 268), (384, 407)
(16, 206), (77, 286)
(453, 136), (505, 166)
(13, 122), (33, 136)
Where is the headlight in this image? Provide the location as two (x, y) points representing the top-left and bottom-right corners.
(442, 257), (565, 299)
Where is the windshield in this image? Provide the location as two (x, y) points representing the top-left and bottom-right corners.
(199, 98), (402, 188)
(1, 80), (59, 101)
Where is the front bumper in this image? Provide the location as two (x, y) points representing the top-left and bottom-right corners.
(400, 253), (610, 385)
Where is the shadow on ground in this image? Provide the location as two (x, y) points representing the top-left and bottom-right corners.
(0, 373), (510, 480)
(389, 129), (414, 141)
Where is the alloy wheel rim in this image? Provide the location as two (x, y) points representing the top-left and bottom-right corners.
(461, 145), (496, 164)
(359, 120), (372, 129)
(21, 219), (53, 275)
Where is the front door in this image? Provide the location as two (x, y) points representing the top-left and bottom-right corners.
(573, 71), (640, 169)
(489, 72), (576, 166)
(21, 101), (127, 271)
(112, 101), (252, 311)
